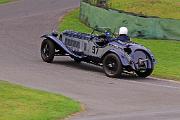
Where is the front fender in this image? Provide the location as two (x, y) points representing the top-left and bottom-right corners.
(40, 34), (49, 38)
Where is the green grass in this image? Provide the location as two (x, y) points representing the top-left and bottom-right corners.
(59, 9), (92, 33)
(0, 81), (81, 120)
(0, 0), (12, 4)
(108, 0), (180, 19)
(59, 9), (180, 80)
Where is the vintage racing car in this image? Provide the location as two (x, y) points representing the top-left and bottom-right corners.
(40, 27), (156, 78)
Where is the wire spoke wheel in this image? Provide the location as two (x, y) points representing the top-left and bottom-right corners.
(41, 39), (55, 63)
(103, 53), (122, 78)
(43, 44), (50, 57)
(106, 58), (118, 74)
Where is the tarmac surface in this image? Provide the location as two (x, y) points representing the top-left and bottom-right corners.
(1, 0), (180, 120)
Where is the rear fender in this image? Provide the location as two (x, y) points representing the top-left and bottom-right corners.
(102, 50), (130, 66)
(137, 49), (156, 69)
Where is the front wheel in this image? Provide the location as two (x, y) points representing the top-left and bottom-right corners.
(41, 39), (55, 63)
(103, 53), (123, 78)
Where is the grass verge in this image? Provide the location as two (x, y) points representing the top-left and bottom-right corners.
(59, 9), (180, 80)
(0, 0), (12, 4)
(108, 0), (180, 19)
(0, 80), (81, 120)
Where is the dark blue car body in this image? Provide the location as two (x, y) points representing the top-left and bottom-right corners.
(41, 29), (156, 78)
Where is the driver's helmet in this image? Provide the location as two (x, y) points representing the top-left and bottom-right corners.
(119, 27), (128, 35)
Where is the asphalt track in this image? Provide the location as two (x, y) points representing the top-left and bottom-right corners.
(1, 0), (180, 120)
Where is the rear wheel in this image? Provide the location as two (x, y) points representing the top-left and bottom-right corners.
(133, 50), (154, 78)
(135, 69), (153, 78)
(103, 53), (122, 78)
(41, 39), (55, 63)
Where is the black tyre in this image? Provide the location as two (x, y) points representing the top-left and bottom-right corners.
(103, 53), (123, 78)
(74, 58), (81, 63)
(41, 39), (55, 63)
(133, 50), (154, 78)
(135, 69), (153, 78)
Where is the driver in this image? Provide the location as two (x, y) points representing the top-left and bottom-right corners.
(117, 27), (131, 42)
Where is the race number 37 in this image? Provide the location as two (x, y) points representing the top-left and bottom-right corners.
(92, 46), (99, 54)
